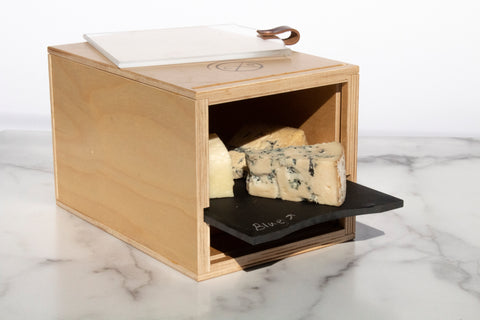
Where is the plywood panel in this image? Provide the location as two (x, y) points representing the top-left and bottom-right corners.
(48, 43), (358, 104)
(50, 55), (204, 274)
(341, 75), (359, 181)
(194, 99), (211, 274)
(340, 75), (359, 236)
(48, 43), (346, 91)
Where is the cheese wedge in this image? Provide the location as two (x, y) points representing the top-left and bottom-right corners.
(245, 142), (346, 206)
(228, 124), (308, 179)
(209, 134), (234, 198)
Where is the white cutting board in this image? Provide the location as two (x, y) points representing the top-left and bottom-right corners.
(84, 25), (291, 68)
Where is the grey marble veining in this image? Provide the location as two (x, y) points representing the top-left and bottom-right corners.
(0, 131), (479, 319)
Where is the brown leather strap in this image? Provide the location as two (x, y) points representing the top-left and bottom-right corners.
(257, 26), (300, 45)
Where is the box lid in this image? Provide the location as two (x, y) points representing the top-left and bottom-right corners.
(83, 25), (292, 68)
(48, 42), (358, 104)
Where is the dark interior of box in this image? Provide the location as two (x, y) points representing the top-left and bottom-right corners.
(209, 84), (340, 146)
(209, 220), (344, 261)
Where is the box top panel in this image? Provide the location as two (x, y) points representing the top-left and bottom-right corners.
(48, 42), (358, 104)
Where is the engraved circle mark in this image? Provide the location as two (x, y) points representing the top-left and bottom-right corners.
(215, 61), (263, 72)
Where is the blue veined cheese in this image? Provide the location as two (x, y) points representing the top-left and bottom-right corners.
(246, 173), (279, 199)
(209, 134), (234, 198)
(228, 124), (308, 179)
(245, 142), (346, 206)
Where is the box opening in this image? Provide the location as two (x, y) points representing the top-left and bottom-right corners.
(207, 84), (345, 267)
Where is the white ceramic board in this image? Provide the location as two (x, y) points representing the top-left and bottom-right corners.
(84, 25), (291, 68)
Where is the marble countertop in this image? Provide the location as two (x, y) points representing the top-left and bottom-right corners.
(1, 131), (479, 319)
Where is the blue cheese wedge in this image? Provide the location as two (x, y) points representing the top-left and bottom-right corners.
(209, 134), (234, 198)
(228, 124), (308, 179)
(245, 142), (346, 206)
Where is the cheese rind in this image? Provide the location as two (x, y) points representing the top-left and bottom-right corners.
(229, 149), (246, 179)
(209, 134), (234, 198)
(228, 124), (308, 179)
(245, 142), (346, 206)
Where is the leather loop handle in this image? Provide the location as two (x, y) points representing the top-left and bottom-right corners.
(257, 26), (300, 45)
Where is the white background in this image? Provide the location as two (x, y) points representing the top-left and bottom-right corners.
(0, 0), (479, 136)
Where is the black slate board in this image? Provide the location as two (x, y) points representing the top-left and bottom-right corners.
(204, 180), (403, 245)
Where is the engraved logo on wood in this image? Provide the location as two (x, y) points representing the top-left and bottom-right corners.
(208, 61), (263, 72)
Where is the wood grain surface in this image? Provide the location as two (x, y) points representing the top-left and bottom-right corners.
(50, 55), (208, 275)
(48, 42), (358, 104)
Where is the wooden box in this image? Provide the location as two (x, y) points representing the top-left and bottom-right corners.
(48, 43), (361, 281)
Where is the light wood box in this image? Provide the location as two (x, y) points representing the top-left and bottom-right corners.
(48, 43), (359, 281)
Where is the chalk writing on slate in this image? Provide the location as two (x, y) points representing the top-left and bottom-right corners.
(252, 213), (296, 232)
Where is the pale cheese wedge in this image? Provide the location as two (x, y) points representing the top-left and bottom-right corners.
(209, 133), (234, 198)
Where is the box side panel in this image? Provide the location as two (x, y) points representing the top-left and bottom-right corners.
(194, 99), (210, 275)
(50, 55), (202, 274)
(341, 75), (359, 181)
(341, 74), (360, 235)
(48, 55), (59, 199)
